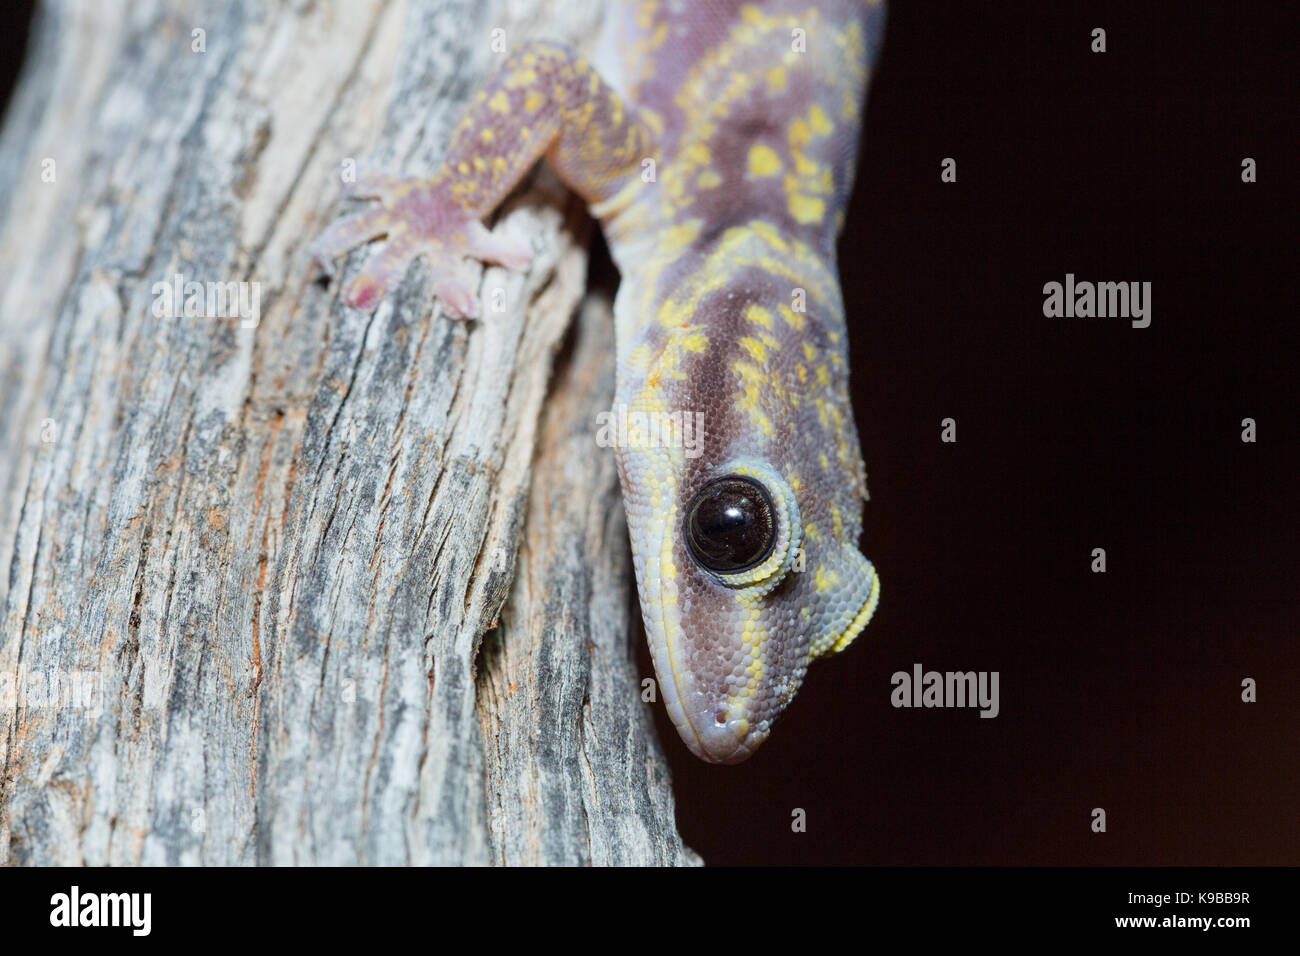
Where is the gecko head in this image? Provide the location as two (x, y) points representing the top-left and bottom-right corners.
(620, 448), (880, 765)
(611, 226), (880, 763)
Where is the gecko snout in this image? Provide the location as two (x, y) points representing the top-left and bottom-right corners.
(682, 701), (766, 764)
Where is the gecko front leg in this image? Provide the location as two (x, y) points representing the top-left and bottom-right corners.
(312, 41), (655, 316)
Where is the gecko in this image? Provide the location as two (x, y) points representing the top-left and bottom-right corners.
(312, 0), (885, 763)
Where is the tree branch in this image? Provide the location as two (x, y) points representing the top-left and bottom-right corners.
(0, 0), (697, 866)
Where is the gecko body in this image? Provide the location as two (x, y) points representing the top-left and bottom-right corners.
(313, 0), (885, 763)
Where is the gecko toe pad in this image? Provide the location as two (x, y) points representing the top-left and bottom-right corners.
(314, 173), (533, 318)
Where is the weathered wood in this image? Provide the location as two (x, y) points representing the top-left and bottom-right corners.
(478, 296), (700, 866)
(0, 0), (698, 865)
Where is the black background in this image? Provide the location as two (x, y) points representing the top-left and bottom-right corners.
(3, 1), (1295, 867)
(0, 2), (30, 108)
(646, 0), (1298, 865)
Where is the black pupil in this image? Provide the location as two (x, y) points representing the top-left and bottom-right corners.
(685, 476), (777, 573)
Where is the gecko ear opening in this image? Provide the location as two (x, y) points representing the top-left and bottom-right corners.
(809, 548), (880, 660)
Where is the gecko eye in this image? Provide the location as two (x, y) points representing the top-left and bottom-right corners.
(684, 476), (777, 574)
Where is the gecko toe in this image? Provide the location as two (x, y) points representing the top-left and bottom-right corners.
(465, 221), (533, 270)
(340, 231), (417, 310)
(312, 209), (391, 270)
(344, 275), (381, 311)
(341, 163), (407, 201)
(315, 169), (528, 317)
(428, 259), (482, 318)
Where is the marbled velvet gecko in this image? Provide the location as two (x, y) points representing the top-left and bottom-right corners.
(312, 0), (885, 763)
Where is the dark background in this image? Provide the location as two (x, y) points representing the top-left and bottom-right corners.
(3, 2), (1295, 866)
(653, 0), (1298, 865)
(655, 0), (1294, 868)
(0, 3), (30, 108)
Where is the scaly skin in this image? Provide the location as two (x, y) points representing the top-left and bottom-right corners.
(313, 0), (886, 763)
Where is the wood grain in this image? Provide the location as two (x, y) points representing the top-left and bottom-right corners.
(0, 0), (698, 866)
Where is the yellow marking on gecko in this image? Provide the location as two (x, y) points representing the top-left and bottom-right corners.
(744, 304), (774, 329)
(814, 565), (841, 593)
(831, 573), (881, 654)
(779, 304), (806, 332)
(809, 103), (834, 136)
(738, 336), (769, 364)
(749, 220), (789, 252)
(680, 330), (709, 352)
(788, 193), (826, 224)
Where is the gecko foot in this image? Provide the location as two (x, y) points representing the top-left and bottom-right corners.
(311, 167), (532, 318)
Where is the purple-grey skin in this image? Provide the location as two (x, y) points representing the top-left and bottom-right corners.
(312, 0), (886, 762)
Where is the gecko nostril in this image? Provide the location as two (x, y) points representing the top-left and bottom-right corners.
(714, 709), (728, 725)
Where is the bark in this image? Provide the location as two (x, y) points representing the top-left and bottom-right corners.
(0, 0), (698, 866)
